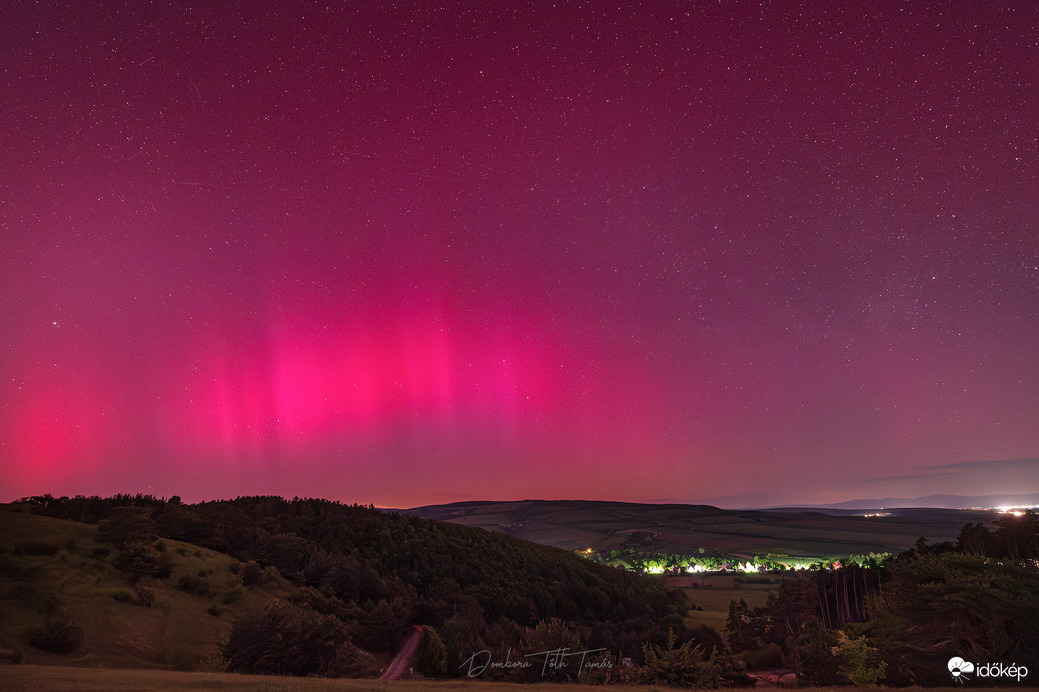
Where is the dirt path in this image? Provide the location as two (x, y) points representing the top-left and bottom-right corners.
(381, 625), (424, 680)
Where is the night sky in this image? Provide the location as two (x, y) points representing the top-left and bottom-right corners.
(2, 2), (1038, 508)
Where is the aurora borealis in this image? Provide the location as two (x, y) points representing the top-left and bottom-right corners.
(2, 2), (1037, 507)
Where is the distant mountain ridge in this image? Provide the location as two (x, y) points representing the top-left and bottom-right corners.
(770, 493), (1039, 510)
(406, 498), (998, 557)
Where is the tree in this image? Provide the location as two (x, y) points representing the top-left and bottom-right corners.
(956, 522), (995, 557)
(112, 541), (170, 582)
(638, 629), (720, 688)
(994, 510), (1039, 560)
(523, 617), (583, 682)
(98, 506), (156, 548)
(222, 599), (357, 677)
(416, 626), (447, 677)
(831, 630), (886, 686)
(865, 552), (1039, 685)
(791, 618), (843, 685)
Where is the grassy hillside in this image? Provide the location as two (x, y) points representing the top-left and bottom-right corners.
(3, 496), (696, 681)
(0, 504), (297, 671)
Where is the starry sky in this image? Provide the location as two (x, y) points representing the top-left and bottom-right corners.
(2, 1), (1038, 508)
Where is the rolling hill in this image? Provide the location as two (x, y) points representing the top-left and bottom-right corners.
(0, 496), (692, 680)
(0, 503), (298, 671)
(406, 499), (999, 558)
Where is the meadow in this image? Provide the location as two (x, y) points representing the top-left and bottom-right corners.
(667, 574), (779, 630)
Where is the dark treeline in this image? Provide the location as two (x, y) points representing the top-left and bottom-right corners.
(726, 512), (1039, 685)
(17, 493), (707, 681)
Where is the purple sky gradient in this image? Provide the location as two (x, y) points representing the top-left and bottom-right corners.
(2, 1), (1037, 507)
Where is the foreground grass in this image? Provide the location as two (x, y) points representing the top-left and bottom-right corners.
(0, 665), (657, 691)
(0, 665), (1021, 692)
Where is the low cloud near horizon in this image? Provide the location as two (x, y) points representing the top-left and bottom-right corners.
(866, 457), (1039, 483)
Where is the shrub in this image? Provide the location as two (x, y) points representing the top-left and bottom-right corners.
(90, 545), (112, 559)
(208, 605), (222, 617)
(241, 560), (265, 586)
(831, 631), (886, 686)
(178, 575), (215, 598)
(14, 541), (59, 557)
(135, 584), (155, 607)
(0, 645), (23, 664)
(113, 590), (133, 603)
(638, 629), (720, 688)
(222, 585), (245, 605)
(744, 641), (784, 670)
(27, 607), (84, 653)
(113, 542), (169, 582)
(792, 619), (843, 685)
(416, 626), (447, 677)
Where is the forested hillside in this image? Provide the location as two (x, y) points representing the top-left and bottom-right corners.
(8, 495), (1038, 686)
(14, 494), (693, 679)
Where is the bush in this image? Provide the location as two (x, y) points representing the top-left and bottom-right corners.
(222, 585), (245, 605)
(208, 605), (222, 617)
(831, 631), (887, 686)
(638, 629), (720, 688)
(27, 607), (84, 653)
(744, 641), (784, 670)
(113, 590), (133, 602)
(522, 618), (584, 682)
(14, 541), (59, 557)
(135, 584), (155, 607)
(113, 542), (168, 582)
(0, 645), (23, 663)
(178, 575), (215, 598)
(792, 619), (843, 685)
(416, 626), (447, 677)
(241, 560), (265, 586)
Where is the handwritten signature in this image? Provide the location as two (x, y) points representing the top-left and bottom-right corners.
(461, 647), (613, 678)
